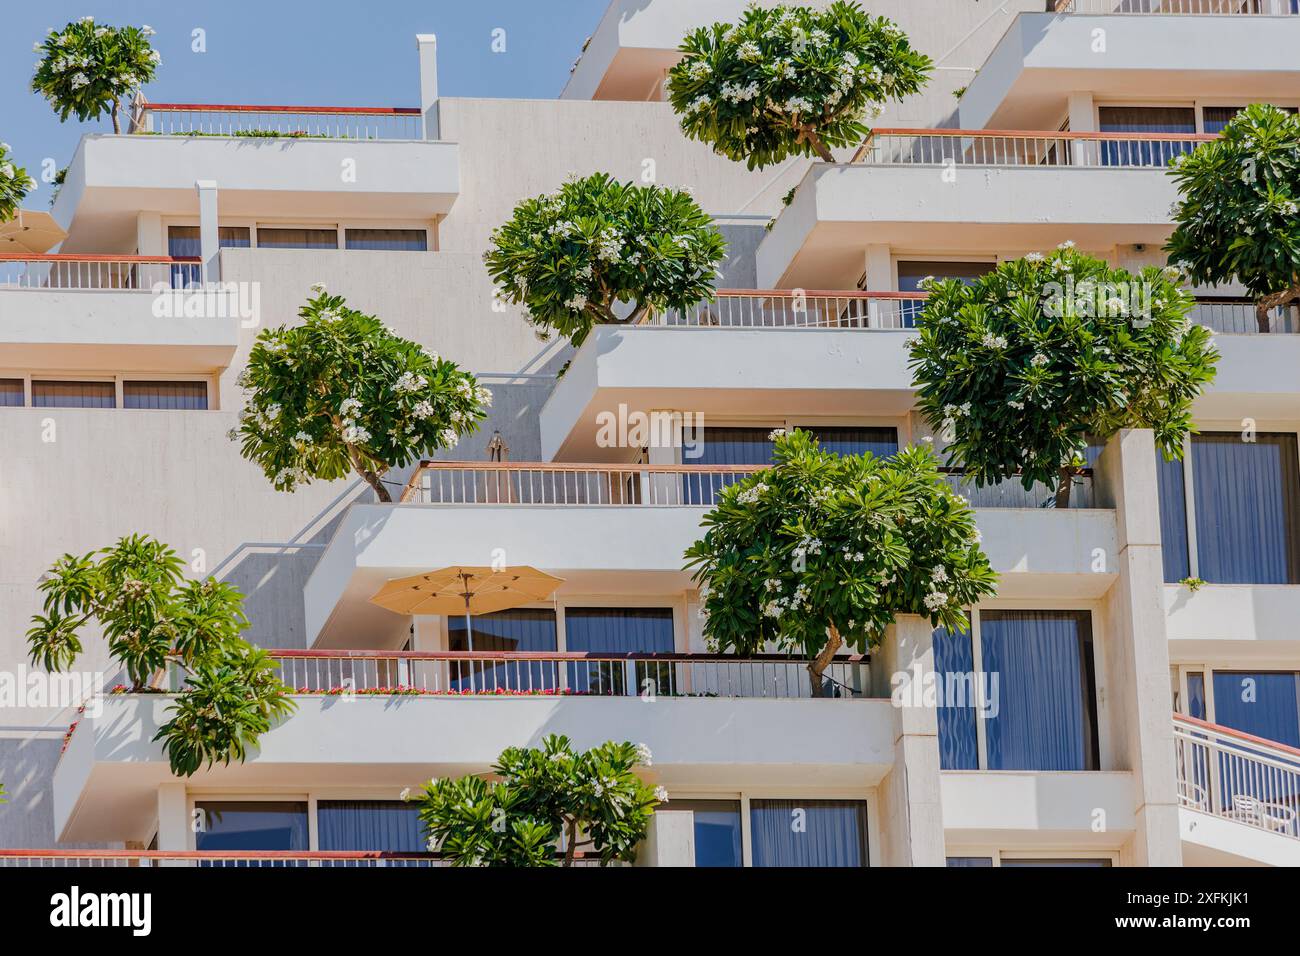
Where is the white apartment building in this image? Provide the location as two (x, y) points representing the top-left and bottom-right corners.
(2, 0), (1300, 868)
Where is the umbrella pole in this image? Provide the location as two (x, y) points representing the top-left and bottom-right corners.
(464, 590), (475, 692)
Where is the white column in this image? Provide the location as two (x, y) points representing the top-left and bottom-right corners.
(634, 811), (696, 866)
(417, 34), (439, 139)
(156, 782), (189, 852)
(136, 211), (163, 256)
(1067, 92), (1098, 167)
(862, 244), (892, 328)
(646, 410), (683, 504)
(195, 179), (219, 284)
(872, 616), (945, 866)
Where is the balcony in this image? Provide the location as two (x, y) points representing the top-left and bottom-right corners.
(1175, 714), (1300, 865)
(303, 462), (1115, 645)
(52, 685), (897, 842)
(53, 103), (458, 254)
(961, 8), (1300, 130)
(757, 130), (1199, 289)
(0, 254), (239, 372)
(0, 851), (448, 867)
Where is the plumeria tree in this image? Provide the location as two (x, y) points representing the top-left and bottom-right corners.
(483, 172), (726, 347)
(0, 142), (35, 222)
(685, 430), (997, 696)
(26, 534), (295, 777)
(231, 288), (491, 502)
(909, 246), (1219, 507)
(666, 1), (932, 169)
(414, 735), (664, 866)
(32, 18), (160, 134)
(1167, 103), (1300, 333)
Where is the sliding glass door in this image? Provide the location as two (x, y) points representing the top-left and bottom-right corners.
(749, 799), (869, 867)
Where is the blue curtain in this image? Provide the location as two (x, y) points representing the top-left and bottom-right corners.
(1156, 454), (1191, 583)
(1098, 107), (1196, 167)
(1212, 672), (1300, 749)
(257, 227), (338, 249)
(447, 608), (557, 691)
(32, 381), (115, 408)
(345, 228), (428, 251)
(124, 381), (209, 410)
(896, 262), (991, 327)
(669, 801), (742, 867)
(1191, 433), (1300, 585)
(167, 226), (250, 286)
(565, 607), (675, 696)
(749, 799), (868, 867)
(0, 379), (22, 407)
(195, 801), (308, 850)
(934, 627), (979, 770)
(980, 611), (1098, 771)
(807, 426), (898, 459)
(317, 800), (426, 852)
(946, 857), (993, 867)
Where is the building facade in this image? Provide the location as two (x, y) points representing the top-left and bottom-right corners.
(2, 0), (1300, 867)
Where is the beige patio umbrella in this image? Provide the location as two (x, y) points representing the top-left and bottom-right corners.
(0, 210), (67, 254)
(369, 565), (563, 651)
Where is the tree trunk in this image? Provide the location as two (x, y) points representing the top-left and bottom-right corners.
(111, 101), (121, 135)
(1255, 285), (1300, 333)
(346, 446), (392, 502)
(1255, 299), (1274, 334)
(563, 819), (577, 868)
(802, 128), (836, 164)
(808, 624), (844, 698)
(1054, 465), (1075, 509)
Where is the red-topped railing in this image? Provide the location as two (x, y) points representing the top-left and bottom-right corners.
(1174, 713), (1300, 839)
(851, 127), (1216, 168)
(265, 649), (871, 700)
(1056, 0), (1297, 14)
(0, 849), (613, 867)
(128, 99), (424, 139)
(0, 253), (203, 291)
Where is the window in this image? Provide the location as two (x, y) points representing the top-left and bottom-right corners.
(1156, 455), (1190, 583)
(749, 799), (868, 867)
(1203, 105), (1297, 135)
(123, 381), (209, 410)
(167, 225), (252, 257)
(0, 379), (22, 407)
(31, 380), (115, 408)
(946, 857), (993, 867)
(256, 227), (339, 249)
(669, 800), (742, 868)
(448, 608), (557, 691)
(194, 801), (308, 850)
(1000, 858), (1111, 867)
(937, 611), (1099, 772)
(1211, 672), (1300, 749)
(1187, 671), (1206, 721)
(317, 800), (426, 852)
(1098, 106), (1196, 166)
(1189, 433), (1300, 584)
(564, 607), (675, 695)
(345, 228), (428, 251)
(896, 261), (993, 327)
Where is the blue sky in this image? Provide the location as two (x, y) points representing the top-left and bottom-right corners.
(2, 0), (611, 202)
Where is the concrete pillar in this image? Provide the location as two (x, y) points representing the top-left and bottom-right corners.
(862, 244), (892, 328)
(635, 810), (695, 866)
(1096, 429), (1183, 866)
(195, 179), (219, 284)
(645, 410), (683, 504)
(872, 615), (945, 866)
(417, 34), (440, 139)
(1067, 92), (1099, 167)
(156, 782), (189, 851)
(136, 211), (163, 256)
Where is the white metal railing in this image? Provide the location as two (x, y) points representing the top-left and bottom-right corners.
(1173, 714), (1300, 839)
(1055, 0), (1296, 14)
(1190, 300), (1299, 333)
(657, 290), (925, 329)
(0, 850), (614, 867)
(943, 470), (1096, 508)
(853, 128), (1215, 168)
(270, 650), (871, 700)
(0, 255), (202, 291)
(128, 100), (424, 139)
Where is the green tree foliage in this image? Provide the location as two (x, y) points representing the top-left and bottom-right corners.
(26, 535), (295, 777)
(231, 289), (490, 502)
(484, 172), (726, 347)
(685, 430), (997, 696)
(0, 141), (35, 222)
(31, 18), (159, 134)
(1167, 104), (1300, 332)
(667, 1), (932, 168)
(415, 735), (663, 866)
(909, 247), (1219, 506)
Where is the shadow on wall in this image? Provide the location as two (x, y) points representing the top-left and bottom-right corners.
(0, 736), (102, 849)
(716, 219), (769, 289)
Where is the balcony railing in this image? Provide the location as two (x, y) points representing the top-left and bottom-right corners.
(652, 290), (1296, 334)
(851, 127), (1215, 168)
(401, 461), (1097, 508)
(1173, 714), (1300, 839)
(0, 254), (203, 291)
(0, 850), (614, 867)
(128, 99), (424, 140)
(268, 650), (871, 700)
(1055, 0), (1297, 14)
